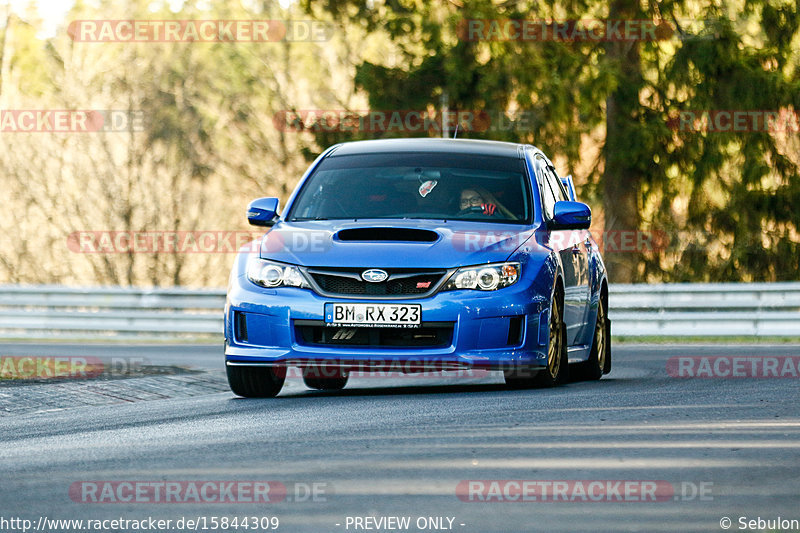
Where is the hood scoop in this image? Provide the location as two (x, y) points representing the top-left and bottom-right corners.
(337, 227), (439, 243)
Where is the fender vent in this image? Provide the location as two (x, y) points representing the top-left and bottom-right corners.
(235, 311), (248, 343)
(337, 228), (439, 242)
(507, 316), (524, 346)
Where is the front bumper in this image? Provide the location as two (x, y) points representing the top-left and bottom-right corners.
(224, 273), (552, 371)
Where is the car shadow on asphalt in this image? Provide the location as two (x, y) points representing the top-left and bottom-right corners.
(291, 383), (511, 398)
(267, 374), (616, 399)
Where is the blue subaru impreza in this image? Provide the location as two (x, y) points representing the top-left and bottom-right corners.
(225, 138), (610, 396)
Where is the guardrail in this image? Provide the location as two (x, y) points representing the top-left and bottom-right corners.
(609, 282), (800, 336)
(0, 285), (224, 338)
(0, 283), (798, 339)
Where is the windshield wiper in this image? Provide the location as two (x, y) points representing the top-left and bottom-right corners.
(291, 217), (330, 221)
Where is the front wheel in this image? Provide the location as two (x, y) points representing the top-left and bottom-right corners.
(505, 292), (567, 388)
(227, 365), (285, 398)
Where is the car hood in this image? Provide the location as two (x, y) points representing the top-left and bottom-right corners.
(259, 219), (542, 268)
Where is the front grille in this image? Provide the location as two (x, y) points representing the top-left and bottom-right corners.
(295, 320), (454, 348)
(306, 268), (446, 297)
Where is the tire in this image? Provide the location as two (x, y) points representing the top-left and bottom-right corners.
(227, 365), (285, 398)
(575, 292), (610, 381)
(505, 290), (568, 389)
(303, 367), (349, 391)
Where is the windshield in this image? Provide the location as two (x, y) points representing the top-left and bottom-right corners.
(288, 152), (531, 224)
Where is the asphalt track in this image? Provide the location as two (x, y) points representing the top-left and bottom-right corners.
(1, 342), (799, 533)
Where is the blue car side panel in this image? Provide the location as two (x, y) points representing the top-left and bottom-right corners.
(582, 238), (608, 349)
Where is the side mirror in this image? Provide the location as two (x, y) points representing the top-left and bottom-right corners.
(247, 197), (279, 227)
(551, 201), (591, 230)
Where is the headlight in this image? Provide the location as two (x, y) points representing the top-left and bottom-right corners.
(443, 262), (520, 291)
(246, 257), (310, 289)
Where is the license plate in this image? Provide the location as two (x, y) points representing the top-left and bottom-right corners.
(324, 303), (421, 328)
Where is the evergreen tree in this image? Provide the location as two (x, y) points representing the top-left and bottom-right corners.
(303, 0), (800, 282)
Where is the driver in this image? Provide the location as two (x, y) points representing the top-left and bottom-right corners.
(459, 188), (488, 211)
(458, 187), (515, 219)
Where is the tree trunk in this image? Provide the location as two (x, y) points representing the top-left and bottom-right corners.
(603, 0), (643, 283)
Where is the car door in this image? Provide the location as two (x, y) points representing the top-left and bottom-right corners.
(535, 156), (590, 346)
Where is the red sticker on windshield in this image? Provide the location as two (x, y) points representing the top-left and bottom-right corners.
(418, 180), (438, 197)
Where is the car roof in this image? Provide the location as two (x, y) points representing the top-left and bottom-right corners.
(328, 138), (526, 158)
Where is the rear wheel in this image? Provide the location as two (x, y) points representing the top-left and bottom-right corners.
(575, 292), (609, 381)
(227, 365), (285, 398)
(505, 290), (567, 388)
(303, 367), (349, 391)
